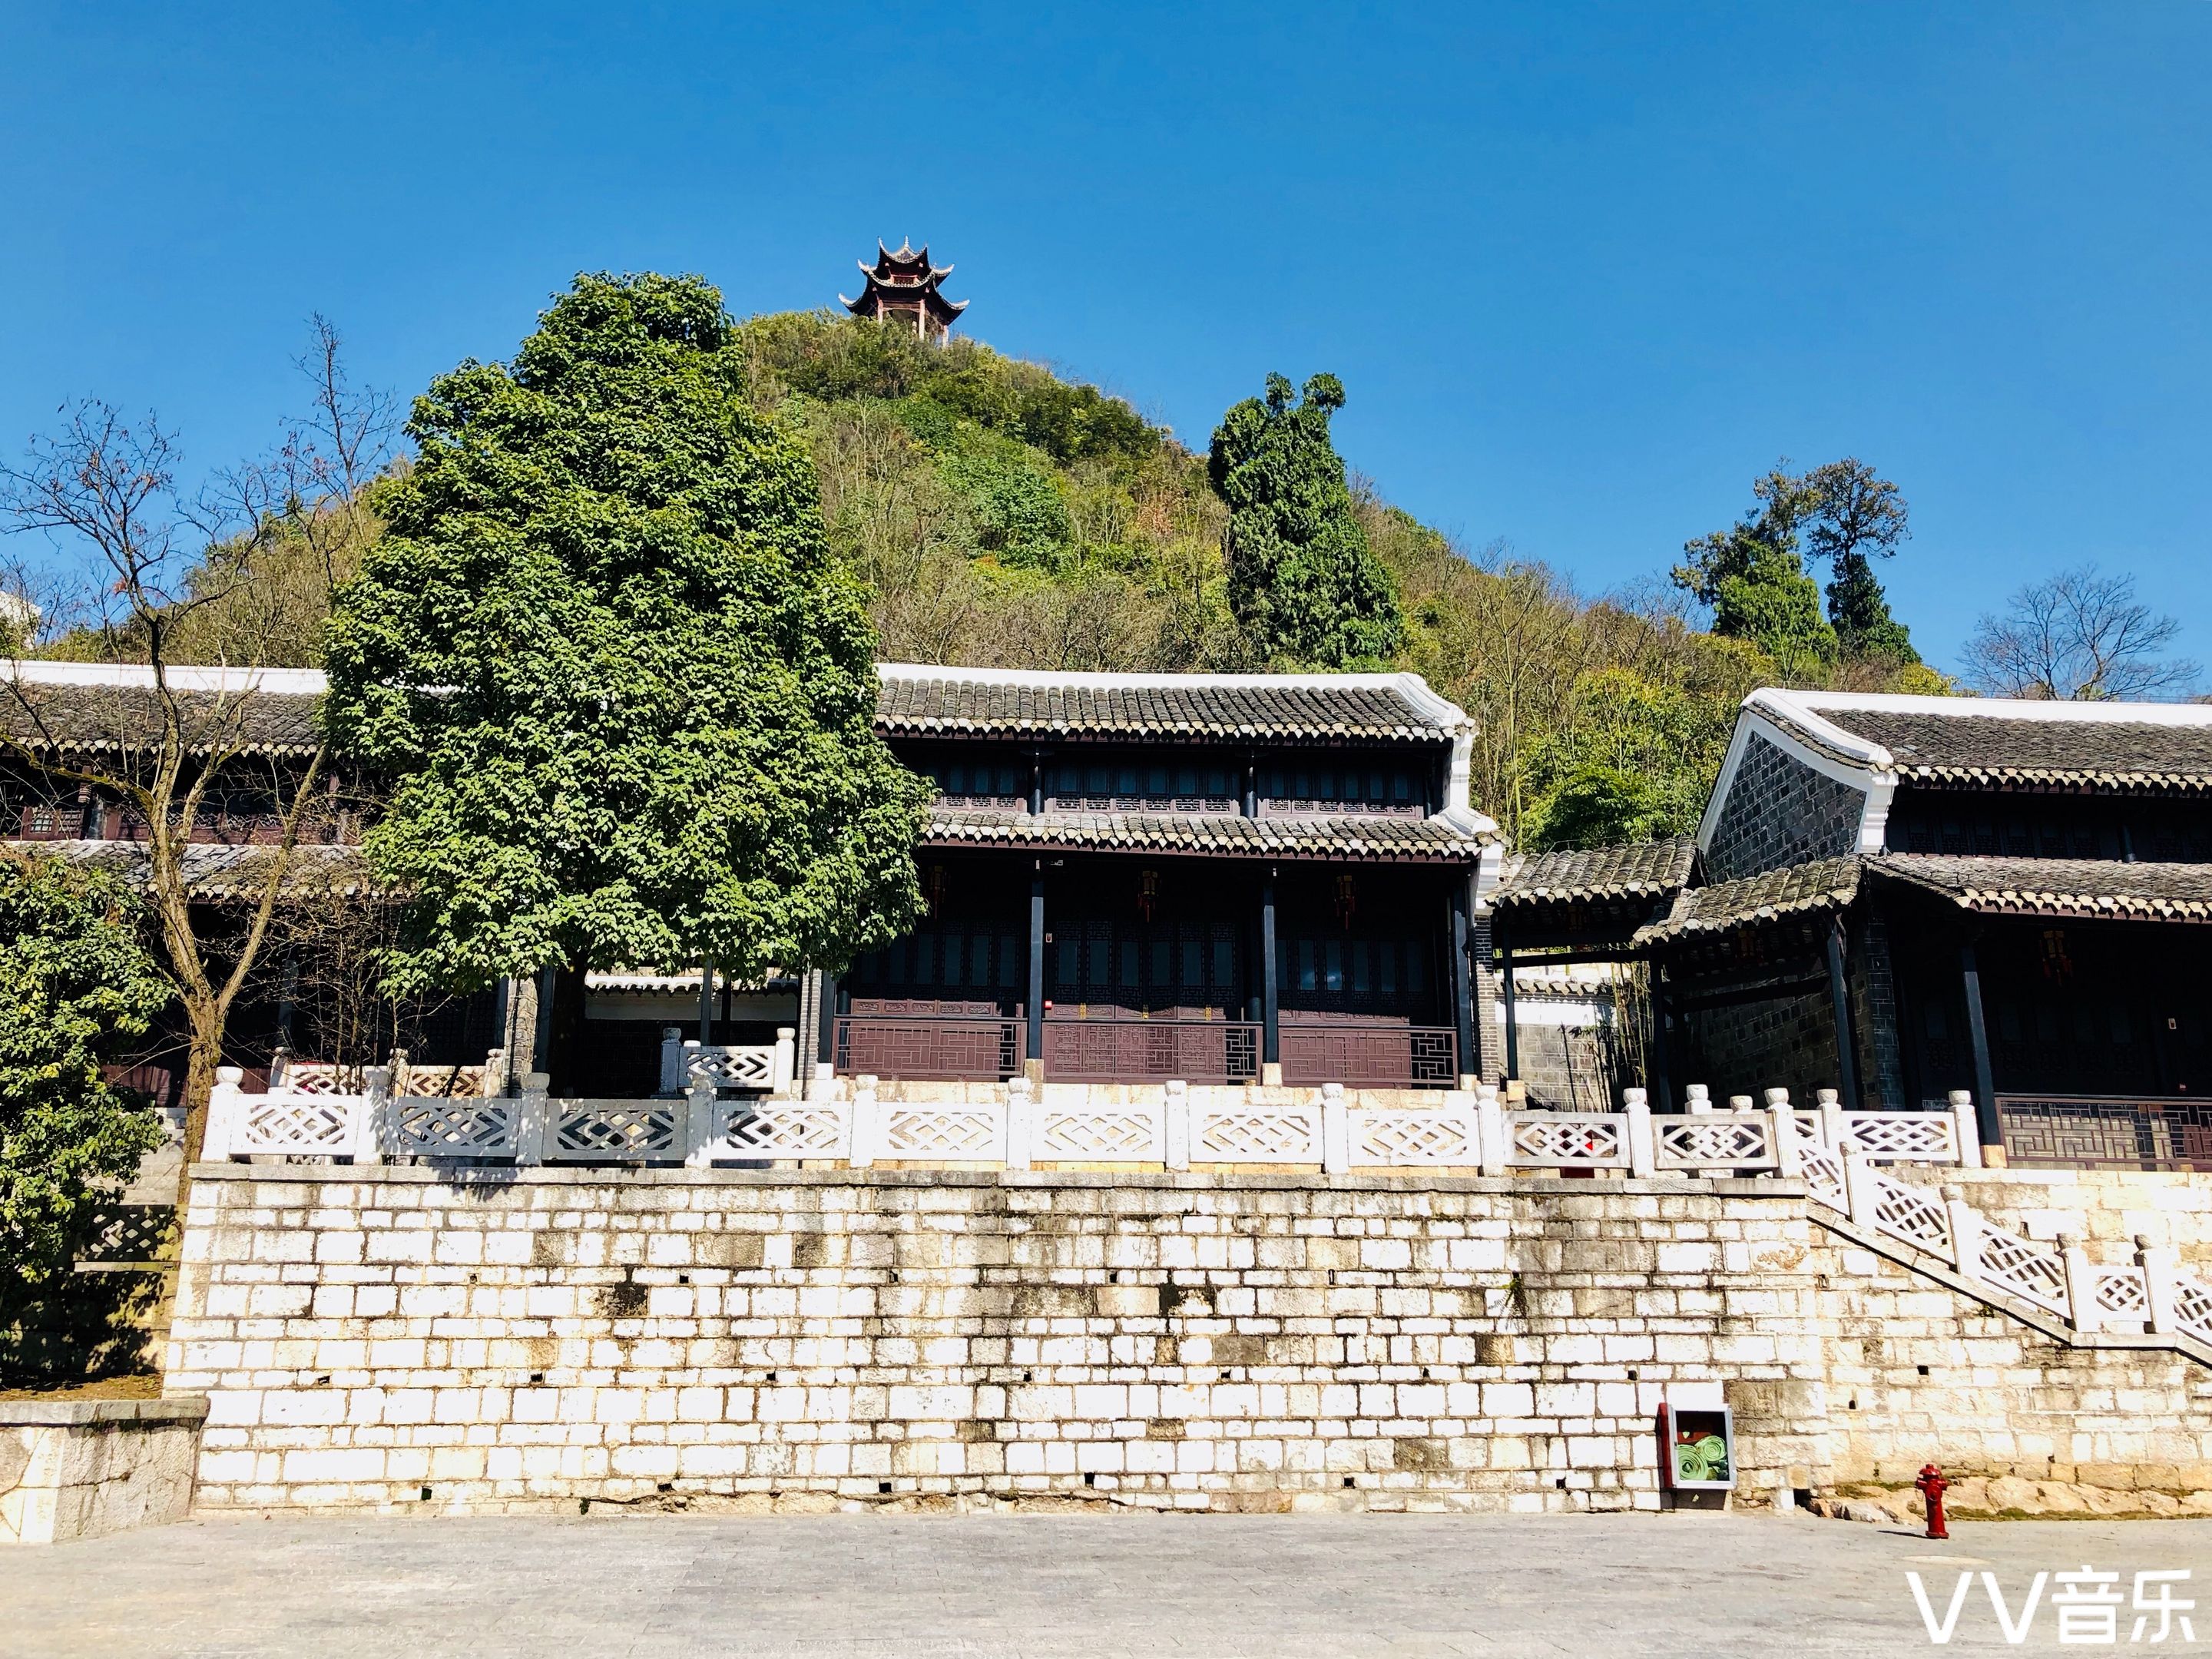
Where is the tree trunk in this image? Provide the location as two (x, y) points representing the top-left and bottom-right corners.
(173, 1001), (227, 1222)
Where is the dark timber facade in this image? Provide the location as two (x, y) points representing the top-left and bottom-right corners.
(1645, 690), (2212, 1169)
(832, 667), (1496, 1090)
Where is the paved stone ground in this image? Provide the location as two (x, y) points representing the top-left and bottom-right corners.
(6, 1512), (2211, 1657)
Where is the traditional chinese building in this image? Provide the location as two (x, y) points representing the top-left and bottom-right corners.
(1627, 690), (2212, 1167)
(817, 664), (1497, 1091)
(840, 240), (967, 342)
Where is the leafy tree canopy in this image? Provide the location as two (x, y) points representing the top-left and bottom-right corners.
(1209, 373), (1404, 668)
(0, 854), (171, 1286)
(1677, 458), (1918, 671)
(323, 273), (931, 992)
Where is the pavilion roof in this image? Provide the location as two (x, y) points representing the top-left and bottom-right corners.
(2, 663), (326, 758)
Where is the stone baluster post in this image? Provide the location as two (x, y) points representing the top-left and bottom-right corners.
(1004, 1077), (1034, 1172)
(2140, 1235), (2180, 1336)
(683, 1066), (720, 1169)
(354, 1065), (392, 1165)
(482, 1047), (508, 1099)
(848, 1075), (880, 1170)
(204, 1065), (246, 1161)
(1621, 1088), (1656, 1178)
(1770, 1093), (1802, 1178)
(1475, 1083), (1507, 1177)
(1320, 1082), (1349, 1176)
(1842, 1147), (1879, 1233)
(1948, 1090), (1984, 1170)
(1817, 1088), (1847, 1154)
(657, 1028), (684, 1095)
(1164, 1080), (1190, 1171)
(517, 1071), (551, 1165)
(2059, 1233), (2101, 1333)
(772, 1028), (797, 1096)
(1943, 1184), (1983, 1283)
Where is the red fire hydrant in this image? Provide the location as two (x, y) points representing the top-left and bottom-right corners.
(1916, 1463), (1951, 1540)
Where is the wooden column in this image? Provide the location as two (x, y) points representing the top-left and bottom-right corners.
(1497, 927), (1519, 1084)
(1960, 939), (2002, 1151)
(1260, 876), (1280, 1073)
(1826, 916), (1861, 1109)
(1449, 882), (1475, 1084)
(697, 963), (715, 1049)
(1028, 866), (1046, 1075)
(1647, 958), (1673, 1114)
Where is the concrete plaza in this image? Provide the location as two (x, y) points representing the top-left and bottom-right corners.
(6, 1511), (2210, 1657)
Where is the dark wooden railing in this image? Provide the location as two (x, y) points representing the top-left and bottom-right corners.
(1042, 1019), (1261, 1084)
(1282, 1025), (1458, 1089)
(833, 1016), (1022, 1083)
(1996, 1094), (2212, 1172)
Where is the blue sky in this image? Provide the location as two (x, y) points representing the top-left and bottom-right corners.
(4, 3), (2208, 678)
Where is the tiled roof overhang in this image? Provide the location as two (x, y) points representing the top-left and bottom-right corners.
(921, 806), (1489, 863)
(876, 665), (1470, 744)
(1871, 854), (2212, 923)
(39, 839), (378, 899)
(1492, 836), (1696, 910)
(1634, 856), (1863, 946)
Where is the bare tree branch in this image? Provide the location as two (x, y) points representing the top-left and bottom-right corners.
(1962, 565), (2200, 700)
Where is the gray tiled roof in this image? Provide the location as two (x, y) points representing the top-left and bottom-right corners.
(1804, 706), (2212, 793)
(1493, 836), (1696, 910)
(922, 805), (1489, 862)
(1873, 854), (2212, 922)
(877, 667), (1466, 743)
(1636, 856), (1863, 945)
(46, 839), (376, 898)
(1, 683), (323, 757)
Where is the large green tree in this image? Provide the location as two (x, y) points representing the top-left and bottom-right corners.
(1209, 373), (1402, 667)
(1, 854), (171, 1290)
(1674, 467), (1836, 674)
(1801, 457), (1916, 663)
(323, 273), (930, 1015)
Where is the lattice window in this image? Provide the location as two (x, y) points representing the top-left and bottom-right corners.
(1657, 1118), (1774, 1169)
(689, 1046), (773, 1090)
(2171, 1276), (2212, 1343)
(1355, 1111), (1479, 1165)
(1194, 1110), (1322, 1162)
(1038, 1111), (1162, 1159)
(551, 1103), (682, 1159)
(881, 1108), (1001, 1159)
(2093, 1267), (2151, 1321)
(392, 1100), (518, 1157)
(715, 1104), (846, 1157)
(240, 1095), (356, 1153)
(1798, 1141), (1848, 1212)
(1839, 1112), (1958, 1162)
(1508, 1115), (1624, 1166)
(1974, 1228), (2068, 1314)
(1868, 1171), (1953, 1256)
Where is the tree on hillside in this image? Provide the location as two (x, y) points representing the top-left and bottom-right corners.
(1673, 466), (1835, 674)
(1801, 458), (1916, 662)
(0, 331), (385, 1175)
(0, 854), (171, 1297)
(324, 273), (931, 1084)
(1209, 374), (1403, 667)
(1962, 565), (2200, 700)
(1677, 459), (1919, 672)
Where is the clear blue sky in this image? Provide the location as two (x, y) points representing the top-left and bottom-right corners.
(5, 3), (2209, 678)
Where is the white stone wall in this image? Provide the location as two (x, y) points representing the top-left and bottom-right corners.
(1, 1400), (207, 1545)
(167, 1167), (1827, 1514)
(163, 1164), (2212, 1516)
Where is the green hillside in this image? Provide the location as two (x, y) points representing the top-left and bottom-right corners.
(737, 310), (1942, 849)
